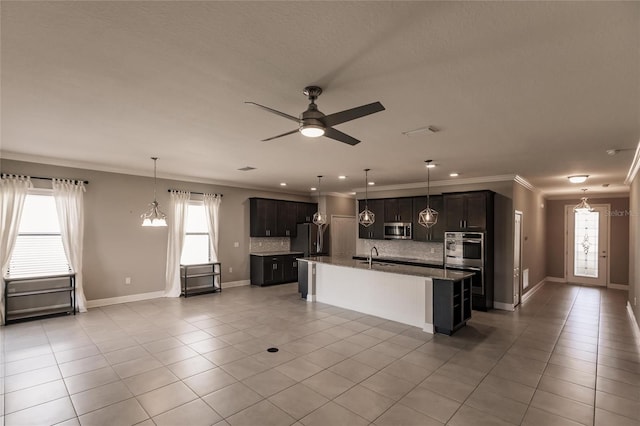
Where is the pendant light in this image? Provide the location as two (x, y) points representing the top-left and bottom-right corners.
(312, 175), (327, 226)
(141, 157), (167, 227)
(358, 169), (375, 227)
(418, 160), (438, 228)
(573, 188), (593, 213)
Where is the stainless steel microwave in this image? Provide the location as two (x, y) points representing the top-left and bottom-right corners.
(384, 222), (412, 240)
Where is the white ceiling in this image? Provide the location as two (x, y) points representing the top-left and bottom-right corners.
(1, 1), (639, 196)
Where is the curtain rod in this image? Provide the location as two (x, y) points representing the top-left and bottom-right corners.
(167, 189), (222, 197)
(3, 175), (89, 184)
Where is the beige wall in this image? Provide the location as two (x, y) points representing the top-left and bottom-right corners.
(325, 194), (356, 221)
(513, 184), (547, 293)
(545, 196), (630, 285)
(630, 176), (639, 324)
(1, 159), (312, 301)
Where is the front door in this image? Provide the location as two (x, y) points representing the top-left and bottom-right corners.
(566, 204), (609, 286)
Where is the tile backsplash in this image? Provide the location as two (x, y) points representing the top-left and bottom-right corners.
(356, 239), (444, 262)
(249, 237), (290, 253)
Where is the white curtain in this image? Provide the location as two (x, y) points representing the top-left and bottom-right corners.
(53, 179), (87, 313)
(203, 194), (222, 262)
(164, 190), (190, 297)
(0, 175), (32, 324)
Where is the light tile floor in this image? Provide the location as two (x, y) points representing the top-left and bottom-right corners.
(1, 282), (639, 426)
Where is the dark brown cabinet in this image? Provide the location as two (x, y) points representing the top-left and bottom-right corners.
(250, 253), (302, 286)
(297, 203), (317, 224)
(249, 198), (278, 237)
(412, 195), (444, 242)
(433, 277), (472, 335)
(358, 199), (384, 239)
(276, 201), (298, 237)
(443, 191), (493, 231)
(250, 198), (317, 238)
(384, 197), (413, 223)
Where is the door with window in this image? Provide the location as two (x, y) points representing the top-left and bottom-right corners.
(566, 205), (609, 286)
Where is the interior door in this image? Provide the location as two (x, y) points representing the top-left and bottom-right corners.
(513, 211), (522, 307)
(331, 216), (356, 258)
(566, 205), (609, 286)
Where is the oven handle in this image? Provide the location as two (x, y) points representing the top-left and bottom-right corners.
(445, 264), (482, 272)
(461, 239), (482, 244)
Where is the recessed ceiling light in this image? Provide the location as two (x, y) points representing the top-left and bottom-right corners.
(450, 172), (459, 177)
(568, 175), (589, 184)
(606, 149), (618, 156)
(280, 182), (287, 186)
(338, 175), (347, 180)
(368, 182), (375, 186)
(349, 192), (357, 195)
(310, 187), (317, 191)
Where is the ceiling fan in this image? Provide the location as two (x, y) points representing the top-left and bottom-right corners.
(246, 86), (385, 146)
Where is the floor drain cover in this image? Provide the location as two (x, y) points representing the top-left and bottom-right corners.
(267, 347), (279, 353)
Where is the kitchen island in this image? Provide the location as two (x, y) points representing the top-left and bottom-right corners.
(297, 256), (473, 334)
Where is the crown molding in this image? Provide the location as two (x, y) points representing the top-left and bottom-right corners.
(356, 174), (519, 193)
(0, 151), (312, 196)
(624, 140), (640, 185)
(514, 175), (535, 191)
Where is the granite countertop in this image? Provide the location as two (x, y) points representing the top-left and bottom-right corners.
(352, 255), (443, 268)
(250, 251), (304, 257)
(299, 256), (472, 281)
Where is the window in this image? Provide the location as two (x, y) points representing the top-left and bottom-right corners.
(8, 193), (70, 278)
(573, 210), (599, 278)
(181, 202), (210, 265)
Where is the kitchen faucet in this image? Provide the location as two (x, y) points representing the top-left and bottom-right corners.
(368, 246), (379, 268)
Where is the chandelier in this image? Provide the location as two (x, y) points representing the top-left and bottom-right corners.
(141, 157), (167, 227)
(573, 188), (593, 214)
(312, 175), (327, 226)
(418, 160), (438, 228)
(358, 169), (375, 227)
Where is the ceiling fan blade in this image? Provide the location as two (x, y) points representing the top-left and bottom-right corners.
(323, 101), (385, 127)
(324, 127), (360, 146)
(245, 102), (300, 123)
(261, 129), (299, 142)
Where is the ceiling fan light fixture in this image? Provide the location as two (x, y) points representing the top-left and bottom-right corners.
(300, 124), (325, 138)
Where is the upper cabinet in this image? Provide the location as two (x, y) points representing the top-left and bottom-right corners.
(358, 199), (384, 240)
(250, 198), (317, 238)
(384, 198), (413, 223)
(412, 195), (445, 242)
(443, 191), (494, 232)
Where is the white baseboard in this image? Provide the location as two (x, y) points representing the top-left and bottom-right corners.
(493, 301), (515, 311)
(522, 278), (546, 303)
(545, 276), (566, 283)
(609, 283), (629, 290)
(86, 291), (164, 308)
(627, 301), (640, 338)
(223, 279), (250, 288)
(422, 323), (434, 334)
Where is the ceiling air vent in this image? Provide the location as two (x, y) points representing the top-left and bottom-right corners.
(237, 166), (256, 172)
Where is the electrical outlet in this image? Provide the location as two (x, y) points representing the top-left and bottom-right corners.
(125, 277), (131, 285)
(229, 267), (233, 273)
(259, 242), (262, 246)
(234, 242), (239, 248)
(430, 248), (435, 254)
(281, 240), (285, 246)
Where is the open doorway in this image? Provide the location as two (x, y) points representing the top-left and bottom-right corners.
(514, 211), (523, 307)
(565, 204), (610, 287)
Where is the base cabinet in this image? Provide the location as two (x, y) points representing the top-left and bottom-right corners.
(433, 277), (472, 335)
(250, 254), (301, 286)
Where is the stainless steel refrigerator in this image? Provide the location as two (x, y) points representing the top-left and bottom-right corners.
(291, 223), (329, 257)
